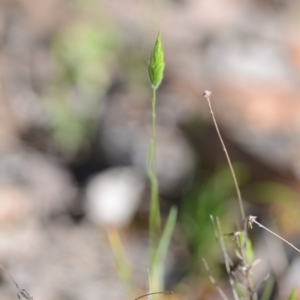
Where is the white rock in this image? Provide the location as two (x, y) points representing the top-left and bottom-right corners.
(85, 167), (145, 227)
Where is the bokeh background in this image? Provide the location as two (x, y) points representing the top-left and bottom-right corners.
(1, 0), (300, 299)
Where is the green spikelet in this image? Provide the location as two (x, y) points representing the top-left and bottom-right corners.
(148, 32), (165, 90)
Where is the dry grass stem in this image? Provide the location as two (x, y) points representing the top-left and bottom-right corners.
(134, 292), (173, 300)
(202, 258), (229, 300)
(0, 264), (33, 300)
(207, 216), (241, 300)
(254, 274), (270, 292)
(248, 216), (300, 254)
(203, 91), (245, 222)
(216, 217), (240, 300)
(210, 216), (234, 267)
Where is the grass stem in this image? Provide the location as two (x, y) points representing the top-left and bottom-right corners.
(149, 87), (161, 262)
(203, 91), (245, 222)
(202, 258), (229, 300)
(249, 216), (300, 254)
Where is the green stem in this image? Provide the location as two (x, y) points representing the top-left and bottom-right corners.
(152, 87), (157, 174)
(149, 87), (161, 263)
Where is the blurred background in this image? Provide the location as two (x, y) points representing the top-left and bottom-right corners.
(1, 0), (300, 299)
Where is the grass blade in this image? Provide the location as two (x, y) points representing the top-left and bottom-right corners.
(150, 207), (177, 293)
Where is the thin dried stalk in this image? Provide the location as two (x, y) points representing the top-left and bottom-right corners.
(202, 258), (229, 300)
(0, 264), (33, 300)
(216, 217), (240, 300)
(203, 91), (245, 222)
(210, 216), (239, 300)
(248, 216), (300, 254)
(134, 292), (173, 300)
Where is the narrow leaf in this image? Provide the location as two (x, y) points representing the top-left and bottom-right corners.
(246, 238), (254, 263)
(238, 232), (254, 264)
(260, 279), (274, 300)
(150, 207), (177, 292)
(107, 228), (134, 298)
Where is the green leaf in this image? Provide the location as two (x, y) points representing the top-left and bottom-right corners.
(288, 289), (297, 300)
(150, 206), (177, 292)
(237, 232), (254, 264)
(246, 238), (254, 263)
(155, 206), (177, 263)
(260, 279), (274, 300)
(148, 32), (165, 90)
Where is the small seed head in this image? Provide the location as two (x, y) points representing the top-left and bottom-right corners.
(203, 90), (212, 98)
